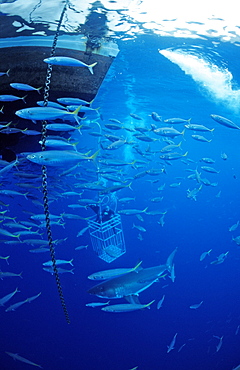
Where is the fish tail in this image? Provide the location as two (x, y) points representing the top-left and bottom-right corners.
(72, 105), (82, 124)
(144, 300), (155, 308)
(88, 62), (98, 75)
(37, 86), (43, 95)
(73, 105), (82, 114)
(84, 150), (92, 156)
(143, 207), (148, 213)
(183, 151), (188, 157)
(133, 261), (143, 272)
(130, 159), (137, 169)
(0, 105), (4, 114)
(77, 125), (83, 135)
(89, 149), (100, 161)
(128, 182), (133, 191)
(22, 95), (28, 104)
(19, 271), (23, 279)
(70, 259), (74, 266)
(24, 192), (29, 200)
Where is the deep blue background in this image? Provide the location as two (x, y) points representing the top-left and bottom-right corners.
(1, 25), (240, 370)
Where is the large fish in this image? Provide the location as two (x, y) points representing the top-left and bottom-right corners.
(27, 149), (99, 166)
(88, 248), (177, 299)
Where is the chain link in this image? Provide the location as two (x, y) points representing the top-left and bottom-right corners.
(41, 0), (70, 324)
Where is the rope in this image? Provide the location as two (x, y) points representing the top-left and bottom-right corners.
(41, 0), (70, 324)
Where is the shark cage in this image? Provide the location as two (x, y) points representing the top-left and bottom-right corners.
(88, 214), (126, 263)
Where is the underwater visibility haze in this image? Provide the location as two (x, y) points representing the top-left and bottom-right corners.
(1, 0), (240, 369)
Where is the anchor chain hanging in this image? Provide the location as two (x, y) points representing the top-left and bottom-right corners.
(41, 0), (70, 324)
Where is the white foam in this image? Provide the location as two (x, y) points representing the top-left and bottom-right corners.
(159, 49), (240, 112)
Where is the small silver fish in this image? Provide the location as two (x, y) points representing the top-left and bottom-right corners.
(0, 287), (20, 306)
(189, 301), (203, 309)
(86, 301), (110, 308)
(102, 300), (155, 312)
(5, 298), (29, 312)
(43, 56), (97, 74)
(10, 83), (42, 93)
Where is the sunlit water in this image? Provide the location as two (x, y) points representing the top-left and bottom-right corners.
(1, 1), (240, 370)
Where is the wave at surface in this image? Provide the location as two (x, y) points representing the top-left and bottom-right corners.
(159, 48), (240, 113)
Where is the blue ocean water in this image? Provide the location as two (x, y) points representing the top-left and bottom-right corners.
(1, 3), (240, 370)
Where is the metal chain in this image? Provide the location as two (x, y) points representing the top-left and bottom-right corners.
(41, 0), (70, 324)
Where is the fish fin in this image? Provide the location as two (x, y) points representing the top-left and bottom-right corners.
(166, 248), (178, 272)
(88, 62), (98, 75)
(125, 295), (141, 305)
